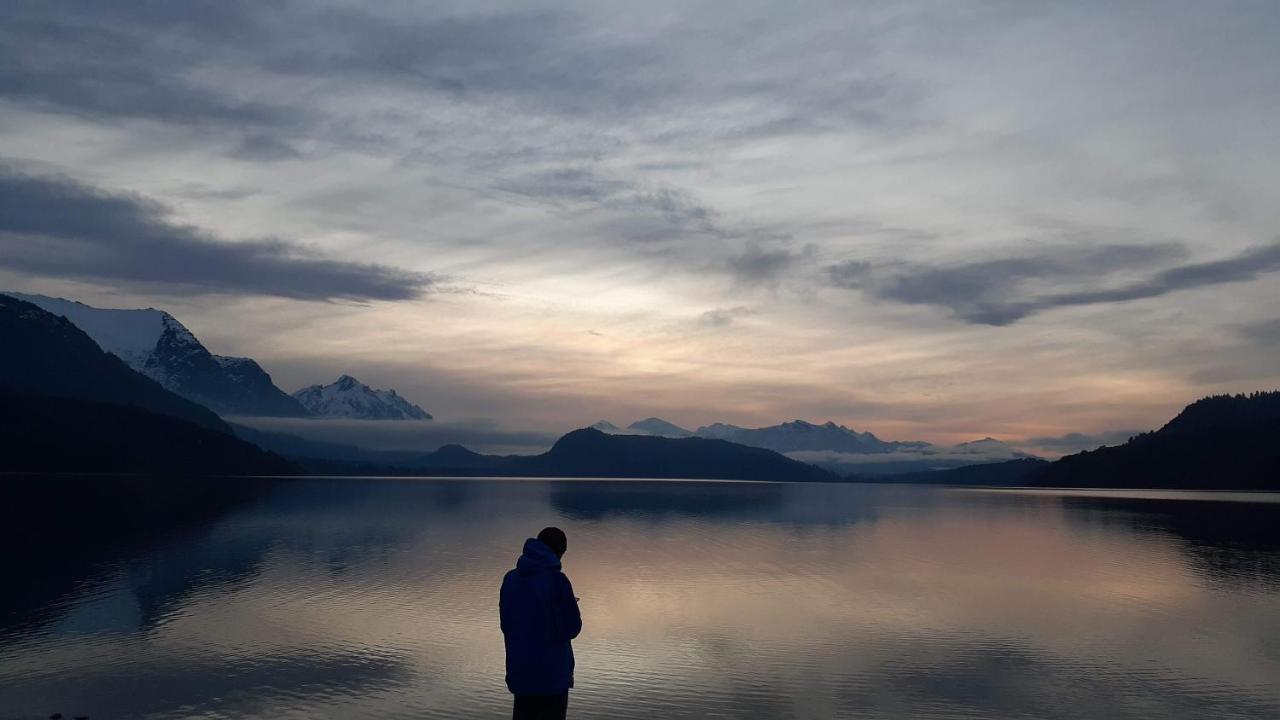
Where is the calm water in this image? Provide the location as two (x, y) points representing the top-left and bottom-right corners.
(3, 478), (1280, 719)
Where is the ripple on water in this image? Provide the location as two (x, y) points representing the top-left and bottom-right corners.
(0, 479), (1278, 719)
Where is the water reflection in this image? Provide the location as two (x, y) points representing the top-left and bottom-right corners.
(1, 479), (1278, 719)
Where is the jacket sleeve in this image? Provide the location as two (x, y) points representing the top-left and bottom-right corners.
(553, 572), (583, 641)
(499, 572), (511, 635)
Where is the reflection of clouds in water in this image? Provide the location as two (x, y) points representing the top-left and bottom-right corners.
(2, 481), (1279, 718)
(3, 644), (415, 719)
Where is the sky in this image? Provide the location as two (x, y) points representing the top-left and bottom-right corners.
(2, 0), (1278, 452)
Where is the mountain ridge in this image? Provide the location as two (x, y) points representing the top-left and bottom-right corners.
(7, 293), (308, 417)
(0, 295), (296, 475)
(881, 391), (1280, 490)
(292, 375), (432, 420)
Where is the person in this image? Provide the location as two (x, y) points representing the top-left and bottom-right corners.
(500, 526), (582, 720)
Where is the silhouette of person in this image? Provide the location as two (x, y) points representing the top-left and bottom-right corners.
(501, 526), (582, 720)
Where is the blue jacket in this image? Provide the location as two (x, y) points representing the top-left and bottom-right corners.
(500, 538), (582, 695)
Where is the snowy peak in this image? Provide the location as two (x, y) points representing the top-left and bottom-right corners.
(952, 437), (1034, 457)
(7, 293), (170, 367)
(292, 376), (432, 420)
(590, 420), (623, 433)
(687, 419), (909, 454)
(693, 422), (747, 439)
(626, 417), (693, 437)
(6, 293), (308, 417)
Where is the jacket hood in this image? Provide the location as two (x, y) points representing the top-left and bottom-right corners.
(516, 537), (562, 575)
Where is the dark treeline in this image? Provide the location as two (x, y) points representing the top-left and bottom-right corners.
(1038, 391), (1280, 490)
(893, 392), (1280, 491)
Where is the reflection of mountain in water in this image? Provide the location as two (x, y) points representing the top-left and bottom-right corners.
(549, 480), (897, 527)
(1059, 495), (1280, 590)
(550, 481), (789, 521)
(0, 475), (270, 636)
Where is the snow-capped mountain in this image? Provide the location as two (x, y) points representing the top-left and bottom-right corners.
(292, 375), (432, 420)
(692, 419), (921, 454)
(626, 417), (693, 437)
(7, 293), (308, 417)
(593, 417), (924, 453)
(588, 416), (1038, 474)
(693, 422), (748, 440)
(951, 437), (1035, 458)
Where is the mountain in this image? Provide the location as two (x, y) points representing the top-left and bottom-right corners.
(8, 293), (308, 417)
(695, 422), (748, 440)
(0, 390), (295, 475)
(291, 375), (432, 420)
(692, 419), (925, 454)
(262, 425), (833, 481)
(596, 417), (1021, 473)
(875, 458), (1051, 485)
(951, 437), (1034, 458)
(523, 428), (834, 481)
(0, 294), (226, 431)
(0, 295), (296, 474)
(880, 392), (1279, 490)
(599, 417), (921, 452)
(1034, 392), (1280, 490)
(626, 417), (694, 437)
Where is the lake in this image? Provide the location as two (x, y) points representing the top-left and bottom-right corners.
(2, 478), (1280, 719)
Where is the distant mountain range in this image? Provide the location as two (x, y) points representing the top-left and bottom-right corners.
(3, 292), (1276, 488)
(0, 295), (293, 474)
(293, 375), (432, 420)
(603, 416), (915, 452)
(590, 416), (1032, 473)
(258, 427), (834, 482)
(612, 415), (912, 453)
(4, 294), (431, 420)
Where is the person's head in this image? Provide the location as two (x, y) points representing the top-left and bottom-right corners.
(537, 526), (567, 558)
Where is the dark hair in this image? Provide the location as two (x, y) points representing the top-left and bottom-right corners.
(537, 526), (567, 557)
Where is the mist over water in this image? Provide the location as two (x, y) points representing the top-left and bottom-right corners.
(3, 479), (1279, 719)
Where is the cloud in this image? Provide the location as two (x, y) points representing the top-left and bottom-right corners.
(229, 134), (303, 162)
(0, 2), (295, 129)
(0, 167), (434, 301)
(496, 167), (631, 204)
(727, 245), (801, 284)
(698, 306), (756, 328)
(232, 417), (558, 455)
(829, 242), (1280, 325)
(1239, 318), (1280, 345)
(787, 438), (1034, 475)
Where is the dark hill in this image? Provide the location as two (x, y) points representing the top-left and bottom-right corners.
(260, 426), (834, 481)
(875, 458), (1050, 486)
(1036, 391), (1280, 491)
(523, 428), (835, 481)
(0, 294), (226, 431)
(0, 390), (294, 475)
(0, 295), (297, 475)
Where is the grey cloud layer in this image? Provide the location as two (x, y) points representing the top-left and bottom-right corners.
(829, 242), (1280, 325)
(0, 168), (433, 301)
(2, 0), (1278, 435)
(0, 2), (903, 132)
(0, 1), (295, 129)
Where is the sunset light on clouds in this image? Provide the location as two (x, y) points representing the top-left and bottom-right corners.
(3, 0), (1278, 449)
